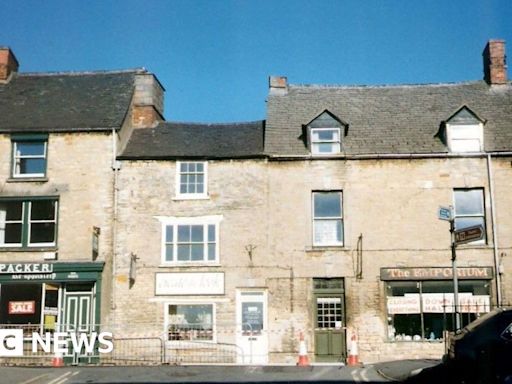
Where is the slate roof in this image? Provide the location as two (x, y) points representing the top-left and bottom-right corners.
(119, 121), (265, 159)
(265, 81), (512, 156)
(0, 70), (139, 132)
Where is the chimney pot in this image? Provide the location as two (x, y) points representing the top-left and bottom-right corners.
(0, 47), (19, 81)
(483, 39), (507, 85)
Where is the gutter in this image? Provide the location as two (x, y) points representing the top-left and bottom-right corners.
(267, 152), (512, 161)
(111, 129), (119, 313)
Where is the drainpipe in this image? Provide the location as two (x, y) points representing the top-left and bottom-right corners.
(486, 153), (502, 307)
(111, 129), (119, 313)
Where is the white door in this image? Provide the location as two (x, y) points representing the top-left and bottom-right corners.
(236, 290), (268, 364)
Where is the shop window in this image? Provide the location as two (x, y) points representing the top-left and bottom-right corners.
(176, 161), (208, 199)
(454, 188), (486, 243)
(386, 280), (490, 341)
(166, 304), (214, 341)
(11, 135), (48, 178)
(313, 191), (343, 246)
(0, 199), (58, 248)
(160, 215), (221, 264)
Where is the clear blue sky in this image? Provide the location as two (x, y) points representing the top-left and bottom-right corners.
(3, 0), (511, 122)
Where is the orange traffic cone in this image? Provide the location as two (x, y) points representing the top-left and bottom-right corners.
(52, 351), (64, 367)
(347, 333), (359, 366)
(297, 332), (310, 366)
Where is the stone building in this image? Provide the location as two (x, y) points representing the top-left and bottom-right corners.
(1, 39), (511, 366)
(0, 47), (163, 363)
(112, 40), (512, 364)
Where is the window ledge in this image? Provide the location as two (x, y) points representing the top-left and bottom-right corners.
(6, 177), (48, 183)
(172, 195), (210, 201)
(305, 245), (345, 252)
(0, 247), (58, 253)
(159, 263), (222, 268)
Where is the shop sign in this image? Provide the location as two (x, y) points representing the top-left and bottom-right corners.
(387, 294), (421, 314)
(380, 267), (493, 281)
(0, 263), (53, 274)
(422, 293), (490, 313)
(0, 263), (104, 282)
(8, 301), (36, 315)
(155, 272), (225, 295)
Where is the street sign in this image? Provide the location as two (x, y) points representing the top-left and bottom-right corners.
(454, 225), (484, 245)
(438, 206), (452, 221)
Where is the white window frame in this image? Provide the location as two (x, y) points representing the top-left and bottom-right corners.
(447, 124), (483, 153)
(12, 140), (48, 178)
(310, 128), (341, 155)
(158, 215), (222, 265)
(165, 302), (216, 343)
(175, 161), (208, 199)
(453, 188), (486, 245)
(312, 191), (344, 247)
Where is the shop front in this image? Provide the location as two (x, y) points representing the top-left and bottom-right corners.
(0, 262), (104, 364)
(381, 267), (493, 342)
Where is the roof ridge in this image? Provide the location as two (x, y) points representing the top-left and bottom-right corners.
(289, 80), (487, 90)
(162, 120), (264, 127)
(18, 68), (147, 77)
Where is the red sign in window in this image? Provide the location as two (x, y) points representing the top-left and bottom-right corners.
(8, 301), (36, 315)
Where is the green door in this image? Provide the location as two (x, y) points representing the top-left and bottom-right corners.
(313, 279), (346, 362)
(64, 289), (94, 364)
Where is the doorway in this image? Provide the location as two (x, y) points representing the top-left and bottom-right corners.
(313, 278), (346, 362)
(236, 290), (268, 364)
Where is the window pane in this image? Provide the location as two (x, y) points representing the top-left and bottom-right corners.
(196, 183), (204, 193)
(317, 143), (335, 153)
(317, 130), (335, 141)
(20, 158), (46, 175)
(2, 224), (22, 244)
(454, 190), (483, 215)
(454, 216), (485, 231)
(242, 302), (263, 333)
(314, 219), (342, 244)
(0, 201), (23, 221)
(314, 193), (341, 217)
(208, 244), (216, 260)
(178, 225), (190, 242)
(180, 163), (187, 172)
(191, 225), (203, 242)
(16, 142), (45, 156)
(166, 225), (173, 242)
(189, 163), (196, 172)
(30, 223), (55, 244)
(191, 244), (203, 260)
(208, 225), (215, 242)
(165, 244), (173, 262)
(177, 244), (190, 261)
(30, 201), (56, 220)
(196, 163), (204, 172)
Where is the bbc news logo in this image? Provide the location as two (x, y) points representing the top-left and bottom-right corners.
(0, 329), (113, 357)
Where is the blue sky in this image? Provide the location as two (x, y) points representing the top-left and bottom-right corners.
(3, 0), (511, 122)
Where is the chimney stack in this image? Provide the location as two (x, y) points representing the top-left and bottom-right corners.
(483, 39), (507, 85)
(269, 76), (288, 95)
(131, 72), (165, 128)
(0, 47), (19, 81)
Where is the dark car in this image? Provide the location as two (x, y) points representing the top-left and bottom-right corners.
(445, 308), (512, 384)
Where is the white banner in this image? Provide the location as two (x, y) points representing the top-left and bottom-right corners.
(155, 272), (224, 295)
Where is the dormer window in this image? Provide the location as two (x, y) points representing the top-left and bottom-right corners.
(306, 110), (347, 156)
(311, 128), (341, 154)
(445, 106), (485, 153)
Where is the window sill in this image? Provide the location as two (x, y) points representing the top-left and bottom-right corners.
(0, 246), (58, 253)
(306, 245), (345, 252)
(159, 263), (221, 268)
(7, 177), (48, 183)
(172, 195), (210, 201)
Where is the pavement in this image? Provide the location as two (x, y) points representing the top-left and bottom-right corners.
(372, 359), (441, 382)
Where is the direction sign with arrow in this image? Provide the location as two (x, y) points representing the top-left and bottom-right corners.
(454, 225), (484, 245)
